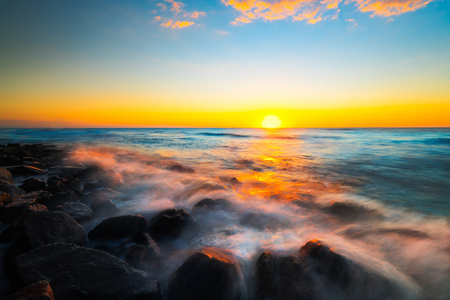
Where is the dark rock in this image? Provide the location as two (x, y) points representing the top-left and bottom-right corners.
(3, 280), (55, 300)
(230, 177), (241, 185)
(90, 197), (121, 218)
(8, 243), (163, 300)
(46, 174), (79, 194)
(52, 202), (93, 223)
(0, 155), (21, 166)
(148, 209), (200, 242)
(84, 182), (102, 192)
(76, 165), (104, 181)
(0, 225), (16, 243)
(13, 210), (87, 251)
(323, 202), (382, 222)
(0, 193), (37, 223)
(192, 198), (233, 212)
(0, 183), (25, 198)
(89, 215), (149, 240)
(80, 188), (119, 205)
(168, 247), (243, 300)
(97, 169), (123, 189)
(19, 178), (46, 193)
(0, 167), (14, 184)
(186, 183), (226, 198)
(36, 191), (77, 209)
(167, 164), (194, 174)
(123, 233), (160, 269)
(6, 165), (46, 176)
(253, 251), (317, 300)
(0, 191), (12, 205)
(60, 166), (86, 175)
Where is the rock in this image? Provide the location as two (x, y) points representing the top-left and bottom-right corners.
(80, 188), (119, 205)
(0, 191), (12, 205)
(8, 243), (163, 300)
(88, 215), (149, 240)
(0, 155), (21, 166)
(253, 251), (317, 300)
(192, 198), (233, 212)
(46, 174), (79, 194)
(148, 209), (200, 242)
(186, 183), (226, 198)
(3, 280), (55, 300)
(84, 182), (102, 192)
(12, 210), (87, 252)
(0, 193), (38, 223)
(97, 169), (123, 189)
(60, 166), (86, 175)
(36, 191), (77, 209)
(230, 177), (241, 186)
(76, 165), (104, 181)
(0, 183), (25, 198)
(0, 225), (16, 243)
(123, 233), (160, 269)
(6, 165), (46, 176)
(52, 202), (93, 223)
(323, 202), (382, 222)
(90, 197), (121, 218)
(19, 178), (46, 193)
(167, 164), (194, 174)
(168, 247), (243, 300)
(0, 167), (14, 184)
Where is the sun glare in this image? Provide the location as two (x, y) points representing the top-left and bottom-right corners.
(261, 115), (282, 128)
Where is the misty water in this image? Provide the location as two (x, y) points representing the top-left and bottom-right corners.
(1, 128), (449, 299)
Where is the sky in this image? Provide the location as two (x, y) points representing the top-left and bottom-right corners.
(0, 0), (449, 128)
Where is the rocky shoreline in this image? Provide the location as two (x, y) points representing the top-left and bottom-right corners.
(0, 143), (417, 299)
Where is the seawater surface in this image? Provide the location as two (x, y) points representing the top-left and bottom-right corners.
(1, 128), (449, 299)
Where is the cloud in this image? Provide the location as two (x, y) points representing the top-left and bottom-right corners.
(222, 0), (434, 25)
(153, 0), (206, 29)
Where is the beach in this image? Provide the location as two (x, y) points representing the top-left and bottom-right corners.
(0, 128), (449, 299)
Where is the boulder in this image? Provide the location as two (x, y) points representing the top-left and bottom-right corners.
(0, 193), (38, 223)
(0, 183), (25, 198)
(36, 191), (77, 209)
(52, 202), (93, 223)
(46, 174), (79, 194)
(168, 247), (243, 300)
(80, 188), (119, 205)
(323, 202), (382, 222)
(13, 210), (86, 250)
(19, 178), (46, 193)
(8, 243), (163, 300)
(122, 233), (160, 269)
(84, 182), (102, 192)
(90, 197), (121, 218)
(167, 164), (194, 174)
(3, 280), (55, 300)
(0, 167), (14, 184)
(0, 191), (11, 206)
(6, 165), (46, 176)
(192, 198), (233, 212)
(148, 209), (200, 242)
(253, 251), (317, 300)
(88, 215), (149, 240)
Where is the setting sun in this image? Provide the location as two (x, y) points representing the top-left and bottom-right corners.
(261, 115), (282, 128)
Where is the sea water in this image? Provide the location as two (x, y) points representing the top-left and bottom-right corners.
(1, 128), (449, 299)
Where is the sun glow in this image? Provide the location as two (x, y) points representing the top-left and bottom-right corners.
(261, 115), (282, 128)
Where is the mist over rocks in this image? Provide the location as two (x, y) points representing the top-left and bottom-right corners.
(148, 208), (200, 243)
(88, 215), (149, 240)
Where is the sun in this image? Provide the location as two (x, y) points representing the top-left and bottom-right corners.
(261, 115), (282, 128)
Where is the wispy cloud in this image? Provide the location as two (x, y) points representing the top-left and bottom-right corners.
(153, 0), (206, 29)
(222, 0), (434, 25)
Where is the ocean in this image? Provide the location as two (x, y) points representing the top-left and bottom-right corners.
(1, 128), (449, 299)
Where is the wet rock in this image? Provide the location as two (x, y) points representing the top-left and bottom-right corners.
(0, 225), (16, 243)
(46, 174), (79, 194)
(90, 197), (121, 218)
(253, 252), (317, 300)
(0, 191), (12, 205)
(167, 164), (194, 174)
(186, 183), (226, 198)
(84, 182), (102, 192)
(0, 155), (21, 166)
(168, 247), (243, 300)
(76, 165), (104, 181)
(52, 202), (93, 223)
(323, 202), (382, 222)
(98, 169), (123, 189)
(60, 166), (86, 175)
(0, 167), (14, 184)
(6, 165), (46, 176)
(0, 193), (38, 223)
(0, 183), (25, 198)
(36, 191), (77, 209)
(230, 177), (241, 186)
(192, 198), (233, 212)
(80, 188), (119, 205)
(19, 178), (46, 193)
(8, 243), (163, 300)
(239, 212), (289, 230)
(89, 215), (149, 240)
(148, 208), (200, 242)
(123, 233), (160, 269)
(13, 210), (87, 251)
(3, 280), (55, 300)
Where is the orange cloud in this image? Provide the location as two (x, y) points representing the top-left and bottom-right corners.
(153, 1), (205, 29)
(222, 0), (434, 24)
